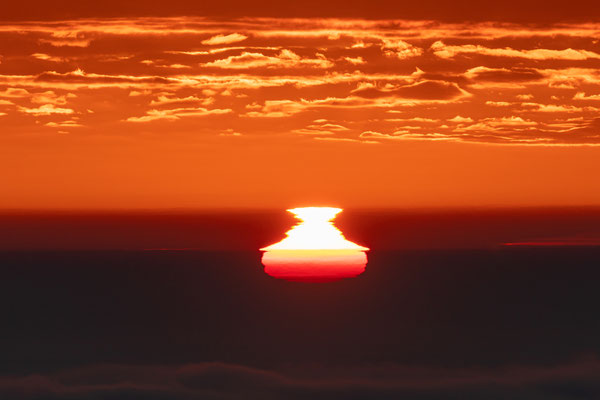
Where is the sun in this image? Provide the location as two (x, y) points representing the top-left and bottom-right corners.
(260, 207), (369, 282)
(260, 207), (369, 251)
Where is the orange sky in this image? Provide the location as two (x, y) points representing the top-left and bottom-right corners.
(1, 10), (600, 209)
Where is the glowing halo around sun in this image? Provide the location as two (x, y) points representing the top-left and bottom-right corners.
(260, 207), (369, 282)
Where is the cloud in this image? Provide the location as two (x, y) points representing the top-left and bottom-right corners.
(485, 101), (512, 106)
(315, 136), (372, 143)
(0, 88), (30, 98)
(432, 41), (600, 60)
(18, 104), (74, 115)
(1, 360), (598, 400)
(461, 116), (538, 129)
(343, 56), (365, 64)
(126, 107), (232, 122)
(30, 91), (74, 105)
(360, 130), (455, 141)
(45, 120), (83, 127)
(205, 50), (333, 69)
(38, 37), (91, 47)
(292, 122), (350, 136)
(244, 100), (308, 117)
(359, 130), (389, 139)
(201, 33), (248, 45)
(149, 95), (213, 106)
(448, 115), (474, 123)
(542, 68), (600, 89)
(1, 17), (600, 146)
(219, 128), (242, 136)
(311, 123), (350, 131)
(242, 93), (446, 118)
(521, 103), (598, 113)
(574, 92), (600, 100)
(352, 80), (469, 101)
(293, 128), (336, 135)
(465, 66), (544, 82)
(381, 39), (423, 59)
(31, 53), (65, 62)
(516, 94), (534, 100)
(129, 90), (152, 96)
(160, 63), (191, 69)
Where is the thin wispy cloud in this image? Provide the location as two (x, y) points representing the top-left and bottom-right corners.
(0, 18), (599, 145)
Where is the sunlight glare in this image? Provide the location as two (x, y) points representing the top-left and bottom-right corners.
(260, 207), (369, 282)
(260, 207), (369, 251)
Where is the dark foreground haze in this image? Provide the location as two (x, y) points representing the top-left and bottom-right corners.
(1, 208), (599, 399)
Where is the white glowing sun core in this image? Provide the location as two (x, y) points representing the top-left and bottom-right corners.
(261, 207), (369, 251)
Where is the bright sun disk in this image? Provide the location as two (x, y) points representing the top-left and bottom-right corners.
(260, 207), (369, 251)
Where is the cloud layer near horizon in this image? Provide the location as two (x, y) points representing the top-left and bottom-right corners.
(1, 18), (600, 146)
(2, 359), (600, 399)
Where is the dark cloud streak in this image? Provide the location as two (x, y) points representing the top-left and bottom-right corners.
(1, 360), (600, 399)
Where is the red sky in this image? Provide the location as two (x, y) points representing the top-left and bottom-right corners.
(1, 3), (600, 209)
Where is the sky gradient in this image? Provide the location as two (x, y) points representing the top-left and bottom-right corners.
(2, 8), (600, 209)
(1, 5), (600, 399)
